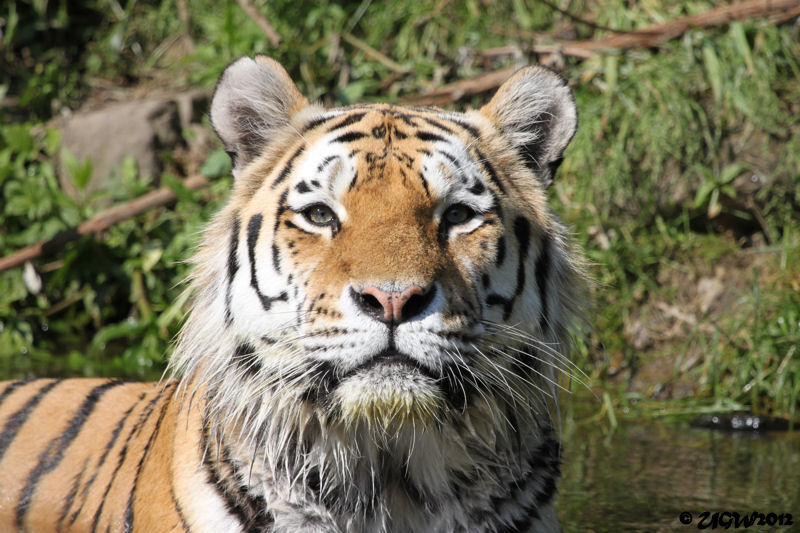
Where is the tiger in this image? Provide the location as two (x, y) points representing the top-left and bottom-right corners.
(0, 55), (585, 532)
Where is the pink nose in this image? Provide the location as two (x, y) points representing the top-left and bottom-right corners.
(358, 285), (428, 322)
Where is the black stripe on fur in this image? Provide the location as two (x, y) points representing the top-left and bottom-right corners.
(69, 393), (145, 527)
(124, 394), (172, 532)
(90, 385), (170, 532)
(534, 235), (551, 332)
(0, 380), (62, 462)
(16, 380), (125, 530)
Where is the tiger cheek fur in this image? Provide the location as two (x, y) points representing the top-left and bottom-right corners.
(0, 55), (584, 533)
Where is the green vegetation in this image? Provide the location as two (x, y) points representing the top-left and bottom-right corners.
(1, 1), (798, 419)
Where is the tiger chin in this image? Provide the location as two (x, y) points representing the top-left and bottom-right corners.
(0, 56), (586, 532)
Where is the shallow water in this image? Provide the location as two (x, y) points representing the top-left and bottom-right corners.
(556, 403), (800, 532)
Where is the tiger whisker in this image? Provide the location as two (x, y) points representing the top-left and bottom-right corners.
(482, 319), (589, 381)
(487, 345), (572, 395)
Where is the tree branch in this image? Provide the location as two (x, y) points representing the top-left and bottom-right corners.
(403, 0), (800, 106)
(0, 174), (209, 274)
(553, 0), (800, 55)
(536, 0), (645, 35)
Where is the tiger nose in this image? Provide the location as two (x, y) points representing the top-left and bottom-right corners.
(352, 285), (436, 323)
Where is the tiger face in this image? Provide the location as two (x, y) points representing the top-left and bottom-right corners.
(176, 56), (582, 436)
(165, 56), (585, 531)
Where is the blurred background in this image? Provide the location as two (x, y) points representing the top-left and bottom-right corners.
(1, 1), (799, 529)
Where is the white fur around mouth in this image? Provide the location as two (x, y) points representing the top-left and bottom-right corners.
(332, 351), (445, 426)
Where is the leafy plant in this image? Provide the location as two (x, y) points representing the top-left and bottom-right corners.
(692, 163), (749, 219)
(62, 148), (93, 192)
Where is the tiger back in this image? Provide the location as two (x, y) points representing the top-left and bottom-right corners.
(0, 56), (585, 532)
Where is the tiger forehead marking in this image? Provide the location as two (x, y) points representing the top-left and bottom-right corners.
(297, 106), (500, 203)
(0, 56), (584, 533)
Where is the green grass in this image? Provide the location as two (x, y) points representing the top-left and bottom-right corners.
(1, 0), (798, 418)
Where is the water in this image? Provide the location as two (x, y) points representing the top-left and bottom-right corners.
(556, 403), (800, 532)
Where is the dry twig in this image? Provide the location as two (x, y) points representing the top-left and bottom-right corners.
(236, 0), (282, 47)
(402, 67), (516, 106)
(341, 33), (408, 73)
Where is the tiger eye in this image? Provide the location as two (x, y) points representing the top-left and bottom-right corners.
(305, 204), (335, 225)
(444, 204), (474, 225)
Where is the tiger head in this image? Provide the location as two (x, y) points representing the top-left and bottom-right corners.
(173, 55), (583, 484)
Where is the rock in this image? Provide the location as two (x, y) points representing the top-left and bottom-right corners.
(696, 277), (724, 315)
(57, 90), (211, 201)
(173, 89), (210, 130)
(690, 413), (794, 432)
(624, 318), (651, 350)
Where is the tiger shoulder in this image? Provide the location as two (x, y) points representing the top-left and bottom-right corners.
(0, 55), (586, 533)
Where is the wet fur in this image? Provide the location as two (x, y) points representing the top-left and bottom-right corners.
(0, 56), (585, 533)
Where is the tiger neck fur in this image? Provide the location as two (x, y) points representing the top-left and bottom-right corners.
(192, 370), (561, 533)
(172, 283), (563, 532)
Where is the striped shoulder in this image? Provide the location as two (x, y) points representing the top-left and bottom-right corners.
(0, 378), (174, 532)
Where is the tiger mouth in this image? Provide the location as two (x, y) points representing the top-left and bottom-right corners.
(340, 349), (440, 383)
(302, 349), (470, 417)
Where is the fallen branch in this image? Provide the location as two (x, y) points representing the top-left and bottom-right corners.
(0, 174), (209, 274)
(342, 33), (408, 74)
(536, 0), (645, 35)
(236, 0), (282, 47)
(553, 0), (800, 55)
(403, 67), (517, 107)
(403, 0), (800, 105)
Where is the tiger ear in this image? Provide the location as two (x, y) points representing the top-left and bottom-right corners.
(210, 55), (308, 175)
(480, 66), (577, 188)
